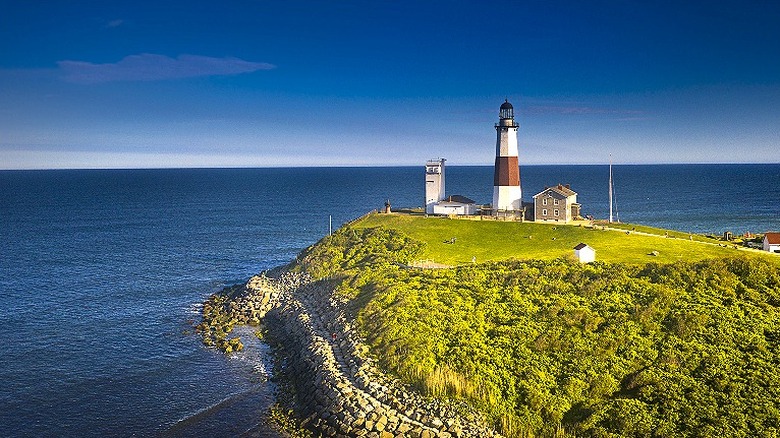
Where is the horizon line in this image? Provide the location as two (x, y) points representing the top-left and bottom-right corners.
(2, 161), (779, 172)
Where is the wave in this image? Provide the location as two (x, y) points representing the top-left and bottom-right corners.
(162, 385), (280, 437)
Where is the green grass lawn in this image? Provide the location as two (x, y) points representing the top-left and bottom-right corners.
(355, 213), (775, 266)
(596, 221), (721, 242)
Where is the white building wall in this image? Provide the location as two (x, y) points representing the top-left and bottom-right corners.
(493, 185), (522, 211)
(495, 127), (519, 157)
(575, 247), (596, 263)
(425, 159), (446, 214)
(432, 203), (476, 216)
(563, 195), (573, 222)
(764, 240), (780, 253)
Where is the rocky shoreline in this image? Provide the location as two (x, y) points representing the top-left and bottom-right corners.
(198, 270), (503, 438)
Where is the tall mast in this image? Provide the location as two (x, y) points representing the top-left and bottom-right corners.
(608, 155), (613, 223)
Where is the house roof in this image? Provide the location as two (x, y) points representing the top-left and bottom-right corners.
(442, 194), (475, 204)
(765, 232), (780, 244)
(573, 243), (592, 250)
(533, 184), (577, 198)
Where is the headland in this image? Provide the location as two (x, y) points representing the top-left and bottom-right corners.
(198, 212), (780, 437)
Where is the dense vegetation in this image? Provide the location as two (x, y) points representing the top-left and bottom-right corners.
(300, 222), (780, 437)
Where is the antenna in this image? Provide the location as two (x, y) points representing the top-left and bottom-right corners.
(609, 155), (613, 223)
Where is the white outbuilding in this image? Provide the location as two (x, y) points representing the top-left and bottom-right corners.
(432, 195), (477, 216)
(573, 243), (596, 263)
(764, 232), (780, 253)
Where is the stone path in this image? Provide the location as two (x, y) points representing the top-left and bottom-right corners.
(241, 272), (502, 438)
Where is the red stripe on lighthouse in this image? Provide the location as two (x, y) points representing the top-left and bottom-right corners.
(493, 156), (520, 186)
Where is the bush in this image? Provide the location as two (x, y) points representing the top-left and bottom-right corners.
(311, 225), (780, 437)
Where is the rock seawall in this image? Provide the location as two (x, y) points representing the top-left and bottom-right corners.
(211, 272), (503, 438)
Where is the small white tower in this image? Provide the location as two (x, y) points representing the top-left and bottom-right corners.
(425, 158), (446, 214)
(492, 100), (522, 211)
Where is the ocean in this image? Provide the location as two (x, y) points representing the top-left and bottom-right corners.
(1, 165), (778, 437)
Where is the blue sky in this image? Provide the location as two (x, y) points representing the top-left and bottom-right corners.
(1, 0), (779, 169)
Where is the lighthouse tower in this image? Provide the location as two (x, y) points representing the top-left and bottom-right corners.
(492, 99), (522, 211)
(425, 158), (446, 214)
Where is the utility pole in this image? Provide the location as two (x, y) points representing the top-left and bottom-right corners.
(609, 154), (614, 224)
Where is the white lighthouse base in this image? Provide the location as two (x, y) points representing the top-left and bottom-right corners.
(492, 186), (522, 211)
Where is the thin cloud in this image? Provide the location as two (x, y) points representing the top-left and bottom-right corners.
(58, 54), (276, 84)
(104, 19), (124, 28)
(524, 105), (644, 116)
(613, 116), (653, 121)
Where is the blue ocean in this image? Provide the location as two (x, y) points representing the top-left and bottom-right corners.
(1, 165), (778, 437)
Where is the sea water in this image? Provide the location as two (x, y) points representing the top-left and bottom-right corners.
(1, 165), (778, 437)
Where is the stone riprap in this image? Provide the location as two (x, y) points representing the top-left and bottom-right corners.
(200, 271), (503, 438)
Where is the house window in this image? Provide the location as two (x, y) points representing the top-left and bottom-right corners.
(543, 198), (548, 206)
(542, 209), (548, 216)
(554, 199), (559, 205)
(554, 209), (559, 216)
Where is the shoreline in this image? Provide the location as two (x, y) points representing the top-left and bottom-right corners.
(195, 215), (780, 437)
(163, 386), (281, 438)
(163, 327), (281, 437)
(198, 270), (503, 437)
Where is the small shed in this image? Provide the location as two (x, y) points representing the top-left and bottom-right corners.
(573, 243), (596, 263)
(432, 195), (477, 216)
(764, 232), (780, 253)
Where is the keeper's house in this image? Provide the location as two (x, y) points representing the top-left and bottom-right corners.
(533, 184), (581, 223)
(764, 232), (780, 253)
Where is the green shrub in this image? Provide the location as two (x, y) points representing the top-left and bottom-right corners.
(313, 223), (780, 437)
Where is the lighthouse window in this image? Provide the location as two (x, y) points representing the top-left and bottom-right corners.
(554, 199), (559, 205)
(554, 209), (559, 216)
(542, 209), (548, 216)
(542, 198), (548, 206)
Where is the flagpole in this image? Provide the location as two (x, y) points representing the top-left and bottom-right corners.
(609, 155), (613, 224)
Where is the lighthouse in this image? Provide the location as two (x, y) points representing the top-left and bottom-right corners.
(425, 158), (446, 214)
(492, 99), (522, 211)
